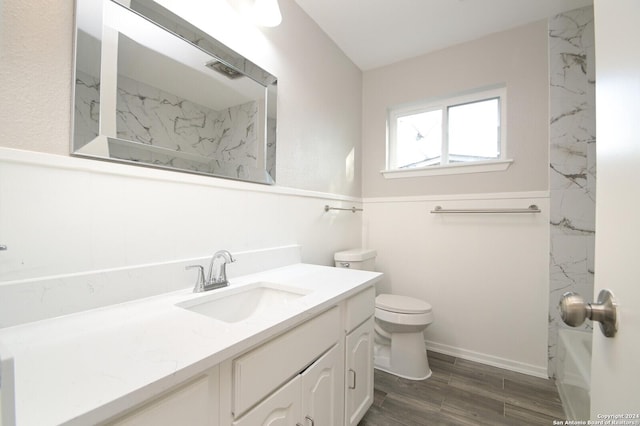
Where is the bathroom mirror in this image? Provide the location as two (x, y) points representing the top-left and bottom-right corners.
(72, 0), (277, 184)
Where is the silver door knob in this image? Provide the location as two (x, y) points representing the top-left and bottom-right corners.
(558, 289), (618, 337)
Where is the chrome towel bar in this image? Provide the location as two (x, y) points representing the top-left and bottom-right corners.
(324, 205), (363, 213)
(430, 204), (541, 214)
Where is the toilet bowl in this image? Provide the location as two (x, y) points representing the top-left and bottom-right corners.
(334, 249), (433, 380)
(374, 294), (433, 380)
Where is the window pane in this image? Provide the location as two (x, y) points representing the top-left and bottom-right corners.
(396, 109), (442, 168)
(448, 98), (500, 162)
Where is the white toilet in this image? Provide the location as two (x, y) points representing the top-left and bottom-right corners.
(334, 249), (433, 380)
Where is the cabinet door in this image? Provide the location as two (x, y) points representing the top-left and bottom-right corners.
(233, 375), (301, 426)
(300, 343), (344, 426)
(344, 317), (374, 426)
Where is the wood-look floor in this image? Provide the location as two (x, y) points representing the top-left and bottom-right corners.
(359, 351), (565, 426)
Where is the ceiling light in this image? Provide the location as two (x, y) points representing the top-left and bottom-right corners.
(254, 0), (282, 27)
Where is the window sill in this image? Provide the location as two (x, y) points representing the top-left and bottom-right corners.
(381, 159), (513, 179)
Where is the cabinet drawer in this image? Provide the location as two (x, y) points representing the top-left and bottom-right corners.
(233, 306), (340, 417)
(109, 370), (218, 426)
(345, 287), (375, 333)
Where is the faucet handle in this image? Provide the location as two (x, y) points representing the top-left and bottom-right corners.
(185, 264), (206, 293)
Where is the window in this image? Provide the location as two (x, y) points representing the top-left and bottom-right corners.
(384, 87), (510, 178)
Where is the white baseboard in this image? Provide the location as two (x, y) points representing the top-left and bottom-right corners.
(426, 340), (549, 379)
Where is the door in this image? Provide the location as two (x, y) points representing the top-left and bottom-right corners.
(591, 0), (640, 416)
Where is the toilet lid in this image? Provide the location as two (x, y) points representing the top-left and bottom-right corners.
(376, 294), (432, 314)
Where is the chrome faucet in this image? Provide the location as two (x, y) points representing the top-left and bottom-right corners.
(208, 250), (235, 288)
(186, 250), (236, 293)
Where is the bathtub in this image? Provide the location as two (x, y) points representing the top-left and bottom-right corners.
(556, 329), (592, 420)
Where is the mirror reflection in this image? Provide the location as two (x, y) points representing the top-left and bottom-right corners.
(73, 0), (277, 184)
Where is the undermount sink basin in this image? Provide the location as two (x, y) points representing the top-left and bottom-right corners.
(176, 282), (311, 323)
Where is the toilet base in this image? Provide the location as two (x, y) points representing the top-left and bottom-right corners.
(373, 332), (432, 380)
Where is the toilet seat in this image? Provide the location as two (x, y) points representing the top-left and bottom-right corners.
(375, 307), (432, 326)
(376, 294), (432, 314)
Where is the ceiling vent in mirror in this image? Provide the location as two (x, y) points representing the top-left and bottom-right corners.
(205, 60), (244, 79)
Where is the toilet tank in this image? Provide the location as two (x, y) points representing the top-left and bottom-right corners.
(334, 249), (377, 271)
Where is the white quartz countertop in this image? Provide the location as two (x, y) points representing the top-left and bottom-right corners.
(0, 263), (381, 426)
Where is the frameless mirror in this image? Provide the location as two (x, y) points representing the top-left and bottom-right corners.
(72, 0), (277, 184)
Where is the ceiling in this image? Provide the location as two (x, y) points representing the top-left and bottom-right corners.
(294, 0), (593, 71)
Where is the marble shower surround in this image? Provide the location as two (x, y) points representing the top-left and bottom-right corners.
(74, 71), (100, 147)
(74, 71), (271, 178)
(548, 6), (596, 378)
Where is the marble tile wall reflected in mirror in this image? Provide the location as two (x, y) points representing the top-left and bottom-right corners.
(72, 0), (277, 184)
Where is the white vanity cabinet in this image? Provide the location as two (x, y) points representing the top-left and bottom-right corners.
(232, 343), (343, 426)
(105, 285), (375, 426)
(230, 307), (341, 419)
(0, 262), (381, 426)
(108, 366), (220, 426)
(226, 307), (343, 426)
(221, 286), (375, 426)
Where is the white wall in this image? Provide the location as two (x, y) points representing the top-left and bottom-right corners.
(363, 193), (550, 376)
(361, 20), (549, 198)
(360, 21), (551, 376)
(0, 0), (74, 156)
(0, 148), (363, 326)
(0, 149), (361, 282)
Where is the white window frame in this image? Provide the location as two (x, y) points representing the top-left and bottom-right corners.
(383, 86), (512, 179)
